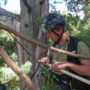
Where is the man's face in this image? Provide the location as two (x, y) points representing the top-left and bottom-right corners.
(46, 27), (68, 45)
(47, 28), (63, 42)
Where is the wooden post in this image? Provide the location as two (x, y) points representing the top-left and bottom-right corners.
(0, 45), (38, 90)
(0, 24), (90, 59)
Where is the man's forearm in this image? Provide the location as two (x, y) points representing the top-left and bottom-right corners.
(67, 62), (90, 76)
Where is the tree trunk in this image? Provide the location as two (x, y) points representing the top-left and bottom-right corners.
(20, 0), (49, 89)
(35, 0), (49, 88)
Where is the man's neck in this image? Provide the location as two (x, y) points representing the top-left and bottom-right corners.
(59, 33), (68, 46)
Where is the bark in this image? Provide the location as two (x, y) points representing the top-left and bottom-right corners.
(20, 0), (49, 89)
(0, 8), (20, 21)
(35, 0), (49, 88)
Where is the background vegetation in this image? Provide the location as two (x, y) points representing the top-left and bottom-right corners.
(0, 30), (17, 64)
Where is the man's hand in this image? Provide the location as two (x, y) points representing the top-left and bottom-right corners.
(50, 61), (69, 72)
(40, 57), (50, 66)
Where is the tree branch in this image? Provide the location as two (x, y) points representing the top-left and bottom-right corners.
(0, 8), (20, 21)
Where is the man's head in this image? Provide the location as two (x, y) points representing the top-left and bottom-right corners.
(42, 13), (66, 32)
(42, 13), (67, 46)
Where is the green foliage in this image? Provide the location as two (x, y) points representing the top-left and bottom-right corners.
(84, 3), (90, 19)
(40, 71), (60, 90)
(75, 30), (90, 49)
(65, 0), (84, 12)
(0, 30), (17, 64)
(35, 16), (44, 27)
(49, 0), (84, 14)
(10, 52), (17, 59)
(40, 78), (60, 90)
(0, 61), (32, 90)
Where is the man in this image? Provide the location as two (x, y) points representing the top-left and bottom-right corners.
(41, 13), (90, 90)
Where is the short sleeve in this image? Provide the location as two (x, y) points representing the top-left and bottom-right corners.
(77, 41), (90, 61)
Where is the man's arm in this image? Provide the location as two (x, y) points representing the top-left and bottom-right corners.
(51, 60), (90, 76)
(81, 60), (90, 65)
(68, 41), (90, 76)
(67, 60), (90, 76)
